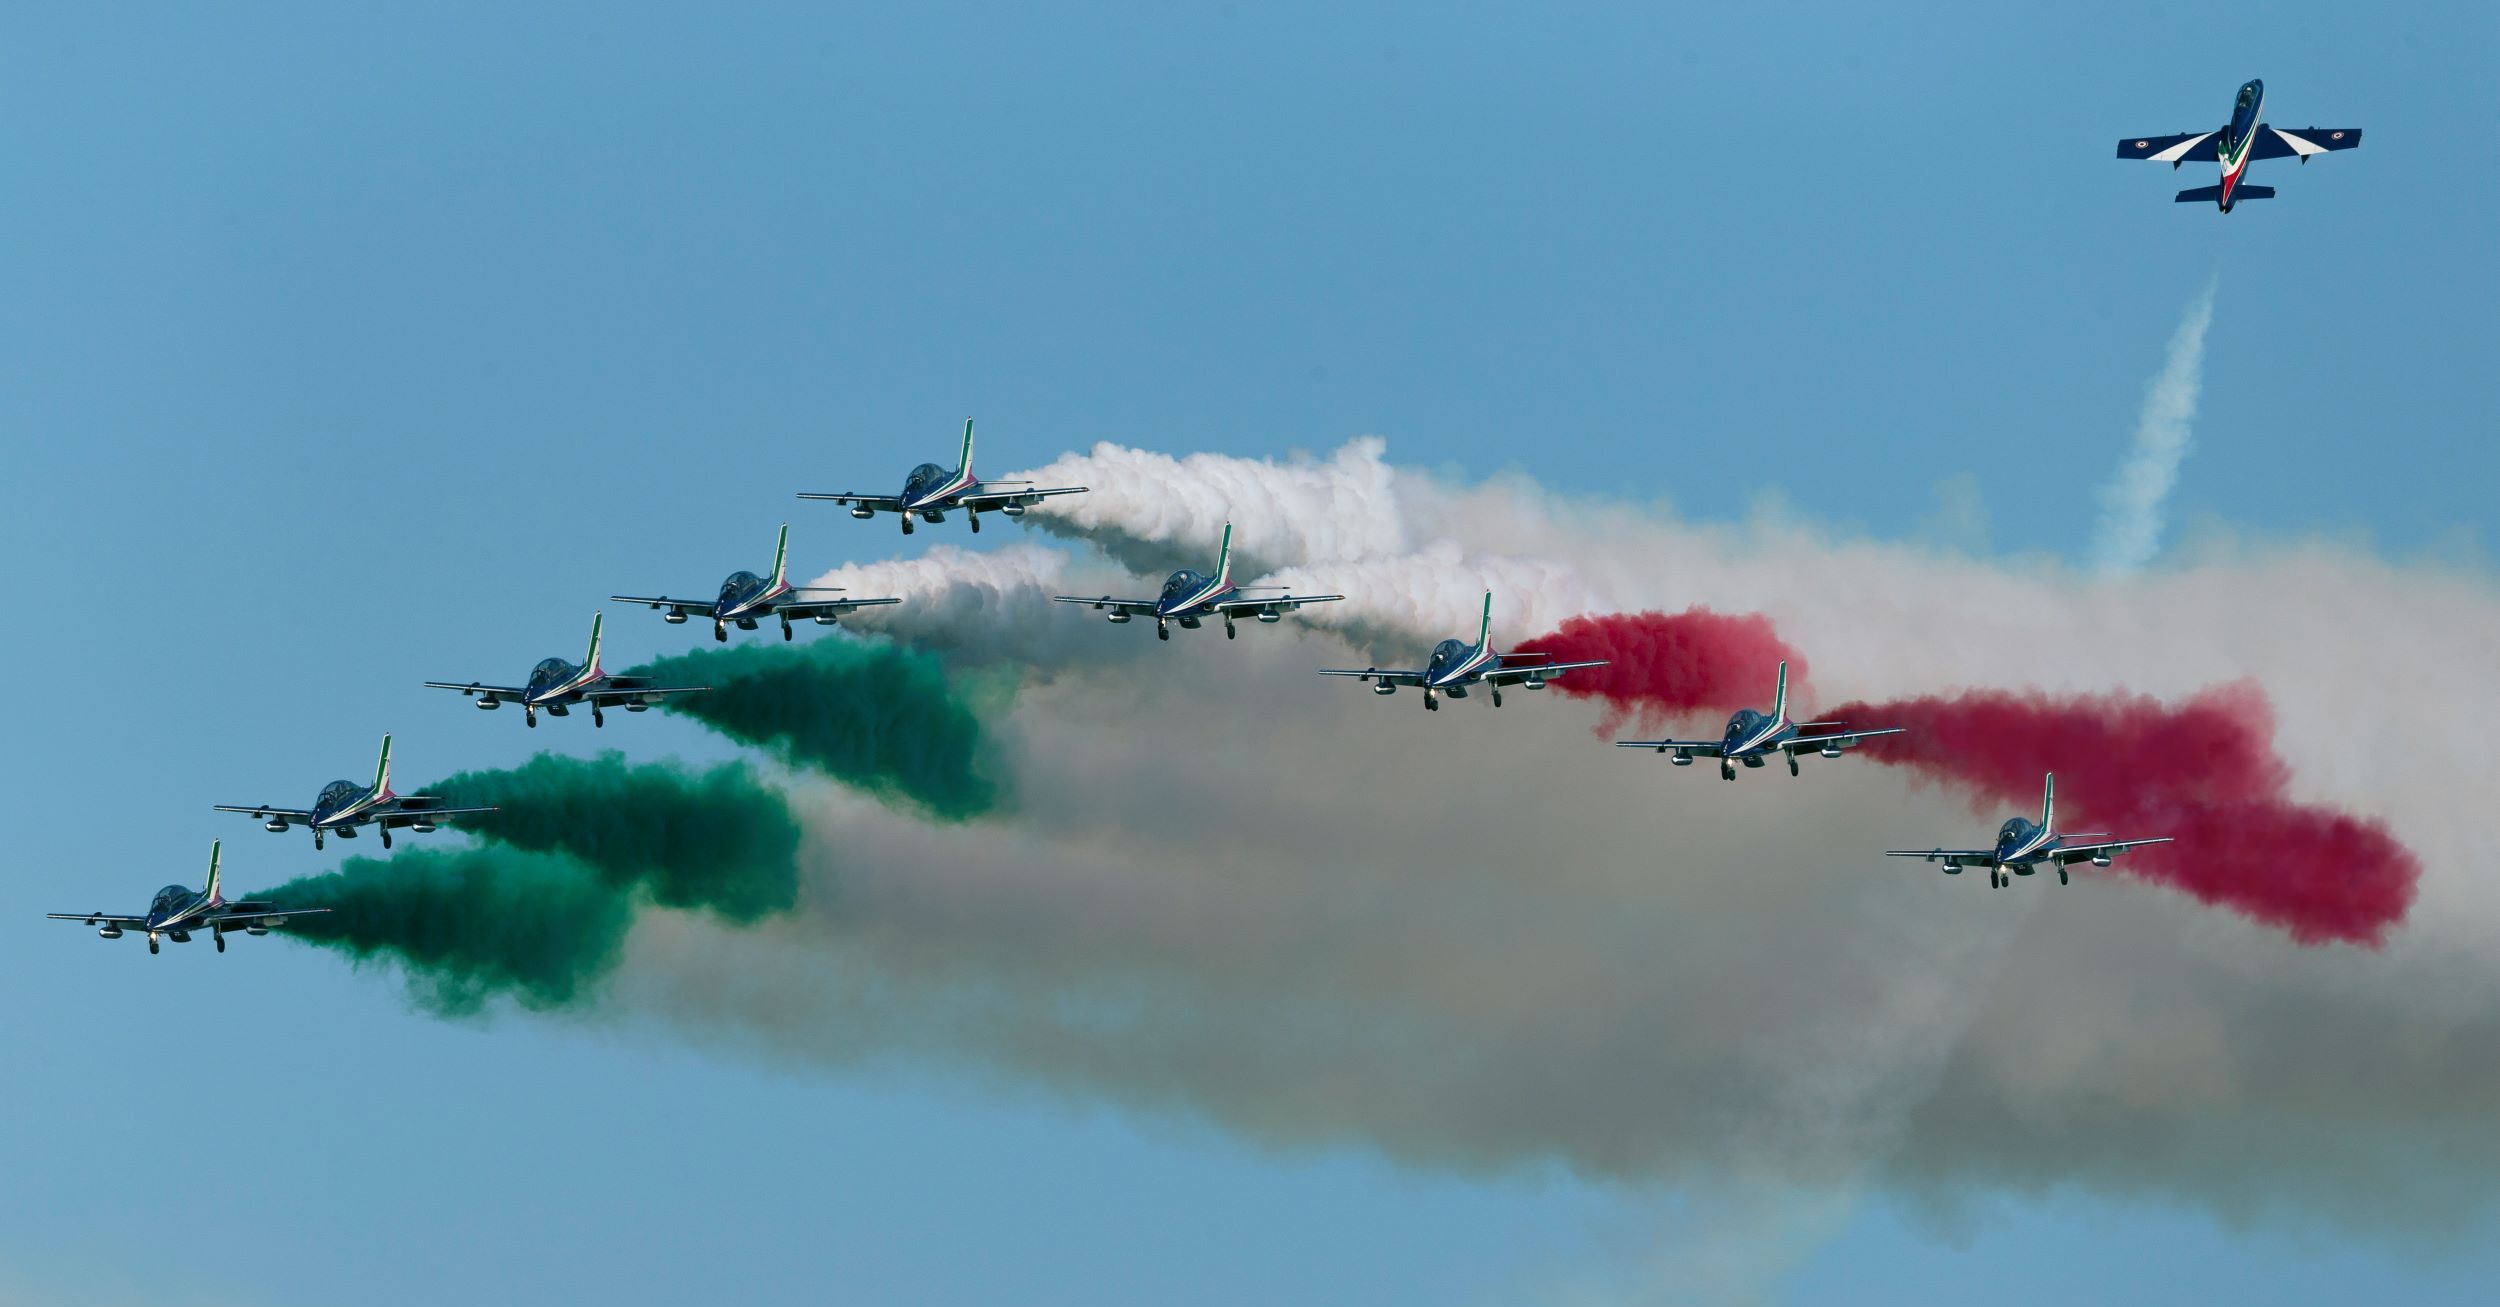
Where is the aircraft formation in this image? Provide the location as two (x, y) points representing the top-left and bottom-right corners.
(60, 75), (2343, 952)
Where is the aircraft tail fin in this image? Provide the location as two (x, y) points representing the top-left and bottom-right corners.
(1772, 660), (1790, 723)
(2175, 184), (2275, 204)
(771, 523), (791, 588)
(584, 612), (605, 677)
(957, 417), (976, 478)
(374, 734), (395, 800)
(205, 840), (224, 905)
(1214, 522), (1234, 587)
(1476, 592), (1494, 649)
(2041, 772), (2057, 835)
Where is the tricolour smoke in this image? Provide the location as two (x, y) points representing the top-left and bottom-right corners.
(1513, 608), (1815, 734)
(260, 752), (807, 1013)
(2091, 280), (2217, 573)
(631, 636), (1007, 821)
(1825, 682), (2419, 946)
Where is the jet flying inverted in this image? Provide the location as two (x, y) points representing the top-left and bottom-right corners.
(612, 523), (901, 642)
(797, 418), (1087, 534)
(1052, 523), (1343, 640)
(2116, 78), (2361, 212)
(213, 734), (496, 850)
(1615, 661), (1902, 780)
(48, 841), (326, 955)
(426, 613), (707, 728)
(1887, 773), (2173, 888)
(1319, 593), (1605, 710)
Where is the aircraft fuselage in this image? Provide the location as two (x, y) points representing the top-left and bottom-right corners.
(2214, 78), (2266, 211)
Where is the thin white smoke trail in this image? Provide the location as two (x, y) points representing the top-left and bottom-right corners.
(2092, 280), (2218, 573)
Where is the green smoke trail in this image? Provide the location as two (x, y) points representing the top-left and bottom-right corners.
(632, 636), (1004, 821)
(256, 847), (631, 1016)
(430, 752), (800, 922)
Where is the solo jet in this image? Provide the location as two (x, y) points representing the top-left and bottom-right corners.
(2116, 78), (2361, 212)
(426, 613), (707, 728)
(1052, 523), (1343, 640)
(1319, 593), (1605, 711)
(48, 840), (326, 955)
(213, 734), (496, 850)
(612, 523), (901, 642)
(1887, 773), (2173, 888)
(1615, 661), (1902, 780)
(797, 418), (1087, 535)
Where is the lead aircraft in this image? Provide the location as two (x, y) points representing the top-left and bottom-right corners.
(48, 841), (326, 955)
(2115, 78), (2361, 211)
(213, 734), (496, 850)
(425, 614), (708, 728)
(798, 419), (1088, 534)
(1886, 773), (2173, 888)
(1319, 593), (1605, 710)
(1615, 662), (1902, 780)
(1052, 523), (1343, 639)
(612, 524), (901, 641)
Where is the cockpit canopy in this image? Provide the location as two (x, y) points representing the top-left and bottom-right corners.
(1159, 570), (1207, 604)
(1725, 708), (1763, 736)
(1427, 638), (1467, 672)
(719, 570), (762, 603)
(2237, 81), (2261, 110)
(529, 657), (575, 689)
(150, 885), (192, 913)
(1997, 817), (2035, 844)
(317, 779), (361, 809)
(902, 462), (950, 497)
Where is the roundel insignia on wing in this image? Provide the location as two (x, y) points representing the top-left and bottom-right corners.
(2135, 140), (2149, 149)
(2331, 131), (2345, 140)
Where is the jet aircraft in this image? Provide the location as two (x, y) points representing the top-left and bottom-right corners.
(1615, 661), (1902, 780)
(213, 734), (497, 850)
(48, 840), (327, 955)
(797, 418), (1087, 534)
(1052, 524), (1343, 639)
(1887, 773), (2173, 888)
(1319, 593), (1605, 710)
(2116, 78), (2361, 212)
(612, 523), (901, 642)
(426, 613), (707, 728)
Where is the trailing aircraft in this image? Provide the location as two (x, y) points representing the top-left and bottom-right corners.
(1052, 523), (1342, 639)
(47, 841), (326, 955)
(1319, 593), (1605, 711)
(612, 523), (901, 641)
(1886, 773), (2173, 888)
(1615, 661), (1902, 780)
(425, 613), (707, 728)
(2116, 78), (2361, 211)
(797, 418), (1087, 534)
(214, 734), (496, 850)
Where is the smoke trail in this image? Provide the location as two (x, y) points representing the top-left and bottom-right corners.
(2091, 280), (2217, 573)
(806, 542), (1160, 674)
(1009, 437), (1407, 573)
(631, 637), (1007, 821)
(258, 847), (633, 1015)
(431, 752), (800, 922)
(1514, 608), (1814, 735)
(1825, 682), (2420, 946)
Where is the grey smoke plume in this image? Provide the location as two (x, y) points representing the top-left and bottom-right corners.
(2092, 281), (2218, 573)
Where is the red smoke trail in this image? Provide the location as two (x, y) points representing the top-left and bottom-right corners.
(1514, 609), (1811, 735)
(1825, 683), (2420, 948)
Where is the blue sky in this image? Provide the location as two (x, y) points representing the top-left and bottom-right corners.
(1, 3), (2493, 1303)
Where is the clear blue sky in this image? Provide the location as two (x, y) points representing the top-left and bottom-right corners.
(1, 3), (2492, 1303)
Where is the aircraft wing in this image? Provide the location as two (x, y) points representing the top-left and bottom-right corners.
(1210, 593), (1344, 617)
(610, 594), (715, 621)
(207, 906), (328, 930)
(1319, 667), (1429, 688)
(1053, 594), (1160, 618)
(425, 681), (528, 699)
(2116, 130), (2221, 163)
(2249, 125), (2362, 160)
(1783, 726), (1905, 754)
(1883, 848), (1998, 866)
(794, 492), (908, 511)
(48, 911), (148, 927)
(768, 593), (903, 620)
(1484, 658), (1605, 686)
(583, 680), (708, 705)
(1614, 738), (1727, 758)
(375, 803), (499, 828)
(2051, 836), (2174, 864)
(957, 485), (1088, 511)
(212, 804), (314, 821)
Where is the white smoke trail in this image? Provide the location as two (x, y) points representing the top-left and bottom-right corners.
(2091, 280), (2218, 573)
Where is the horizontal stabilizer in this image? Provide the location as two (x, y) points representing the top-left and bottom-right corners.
(2176, 184), (2275, 204)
